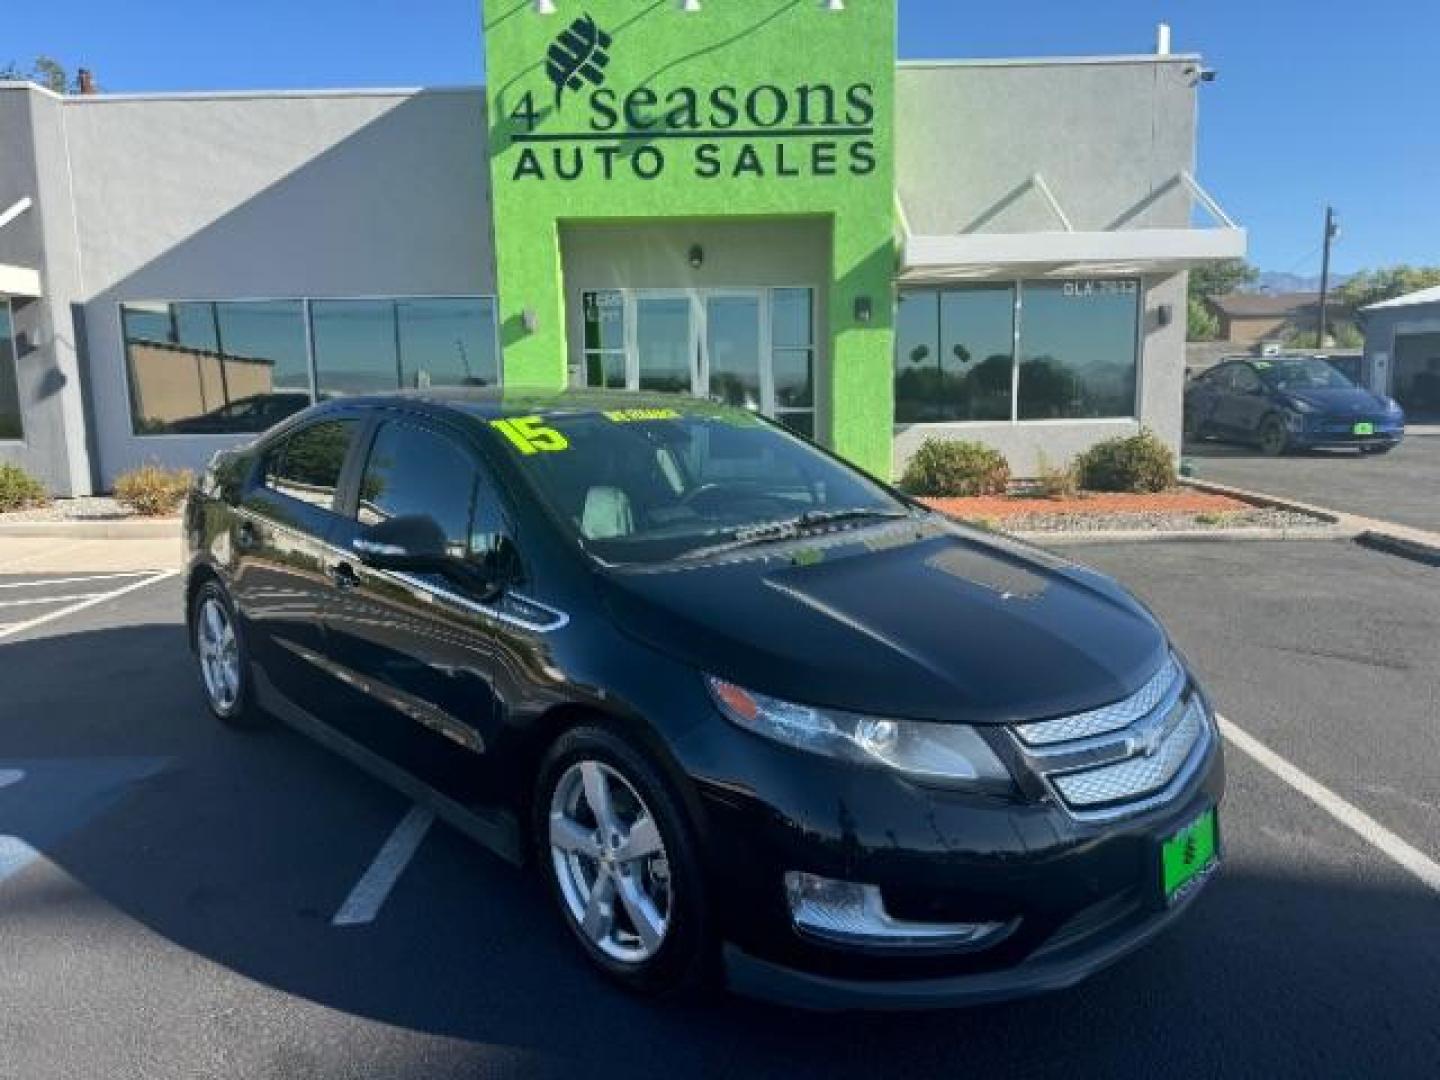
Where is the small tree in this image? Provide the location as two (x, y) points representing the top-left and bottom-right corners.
(1187, 295), (1220, 341)
(0, 56), (78, 94)
(1189, 259), (1259, 301)
(1336, 266), (1440, 310)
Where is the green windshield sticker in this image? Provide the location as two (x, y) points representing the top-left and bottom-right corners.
(491, 416), (570, 454)
(602, 408), (681, 423)
(1253, 361), (1271, 369)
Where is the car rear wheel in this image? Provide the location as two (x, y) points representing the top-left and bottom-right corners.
(1258, 415), (1289, 456)
(191, 580), (268, 729)
(534, 726), (712, 997)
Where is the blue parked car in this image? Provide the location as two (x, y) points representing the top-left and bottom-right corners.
(1184, 356), (1405, 456)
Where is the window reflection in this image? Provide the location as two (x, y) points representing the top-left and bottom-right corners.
(1017, 281), (1139, 419)
(122, 300), (310, 435)
(357, 422), (477, 555)
(0, 301), (21, 440)
(264, 419), (358, 509)
(894, 280), (1140, 423)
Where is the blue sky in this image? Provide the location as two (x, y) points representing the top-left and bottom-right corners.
(8, 1), (1435, 274)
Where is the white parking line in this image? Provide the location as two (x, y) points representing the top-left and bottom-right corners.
(0, 571), (153, 590)
(0, 570), (178, 642)
(0, 593), (107, 609)
(1219, 715), (1440, 895)
(332, 805), (435, 927)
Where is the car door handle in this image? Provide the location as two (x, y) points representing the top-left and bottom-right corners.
(328, 561), (360, 591)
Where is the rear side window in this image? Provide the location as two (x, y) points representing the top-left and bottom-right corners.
(356, 421), (479, 555)
(263, 419), (358, 509)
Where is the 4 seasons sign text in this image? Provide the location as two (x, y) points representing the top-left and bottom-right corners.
(508, 14), (877, 183)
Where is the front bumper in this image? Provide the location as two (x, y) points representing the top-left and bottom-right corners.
(1287, 416), (1404, 448)
(677, 692), (1225, 1009)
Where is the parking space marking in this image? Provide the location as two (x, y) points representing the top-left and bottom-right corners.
(332, 804), (435, 927)
(0, 570), (178, 642)
(0, 592), (108, 609)
(1220, 715), (1440, 895)
(0, 571), (154, 590)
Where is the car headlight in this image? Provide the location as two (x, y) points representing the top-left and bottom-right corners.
(705, 676), (1014, 791)
(1284, 396), (1318, 414)
(1385, 397), (1405, 416)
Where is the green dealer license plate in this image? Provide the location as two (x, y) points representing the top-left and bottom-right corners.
(1162, 808), (1218, 902)
(1353, 422), (1374, 435)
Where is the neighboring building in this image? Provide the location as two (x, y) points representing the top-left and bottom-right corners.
(1204, 291), (1352, 346)
(0, 3), (1244, 494)
(1360, 285), (1440, 422)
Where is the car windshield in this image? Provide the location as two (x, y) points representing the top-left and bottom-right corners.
(1257, 358), (1355, 390)
(483, 403), (910, 563)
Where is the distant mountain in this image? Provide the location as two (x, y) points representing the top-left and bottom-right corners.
(1247, 271), (1353, 294)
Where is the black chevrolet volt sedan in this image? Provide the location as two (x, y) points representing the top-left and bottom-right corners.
(184, 389), (1223, 1009)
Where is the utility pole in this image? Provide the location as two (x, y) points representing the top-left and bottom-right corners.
(1316, 206), (1339, 349)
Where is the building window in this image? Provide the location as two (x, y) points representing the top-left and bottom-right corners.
(122, 300), (309, 435)
(771, 287), (816, 439)
(124, 297), (499, 436)
(895, 286), (1015, 423)
(1017, 280), (1140, 420)
(894, 279), (1140, 424)
(582, 290), (626, 389)
(0, 300), (22, 440)
(312, 298), (499, 399)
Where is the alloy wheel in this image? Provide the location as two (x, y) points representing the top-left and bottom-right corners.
(549, 760), (672, 963)
(196, 596), (241, 714)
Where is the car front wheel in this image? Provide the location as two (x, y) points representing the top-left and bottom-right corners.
(534, 726), (712, 997)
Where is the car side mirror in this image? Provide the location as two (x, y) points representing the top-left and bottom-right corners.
(352, 515), (450, 572)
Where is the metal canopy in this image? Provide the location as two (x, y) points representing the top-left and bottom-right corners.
(898, 172), (1247, 283)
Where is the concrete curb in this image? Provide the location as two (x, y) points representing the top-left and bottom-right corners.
(0, 518), (180, 539)
(1181, 476), (1440, 567)
(1013, 525), (1346, 546)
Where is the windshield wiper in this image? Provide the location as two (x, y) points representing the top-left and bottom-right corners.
(683, 508), (913, 559)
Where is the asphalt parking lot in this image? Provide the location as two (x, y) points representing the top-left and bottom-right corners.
(1185, 432), (1440, 532)
(1, 541), (1437, 1079)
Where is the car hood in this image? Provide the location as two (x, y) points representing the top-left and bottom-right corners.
(1280, 386), (1391, 415)
(596, 523), (1168, 725)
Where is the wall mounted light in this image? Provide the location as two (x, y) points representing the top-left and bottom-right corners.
(823, 0), (846, 9)
(522, 308), (539, 333)
(1156, 303), (1173, 328)
(853, 296), (873, 324)
(688, 244), (705, 269)
(534, 0), (556, 14)
(681, 0), (702, 11)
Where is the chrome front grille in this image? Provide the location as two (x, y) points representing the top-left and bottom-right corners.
(1009, 654), (1212, 820)
(1014, 654), (1182, 747)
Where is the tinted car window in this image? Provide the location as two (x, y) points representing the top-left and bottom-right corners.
(264, 419), (358, 509)
(357, 421), (478, 555)
(1231, 366), (1262, 393)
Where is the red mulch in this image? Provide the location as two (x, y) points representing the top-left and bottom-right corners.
(922, 489), (1249, 520)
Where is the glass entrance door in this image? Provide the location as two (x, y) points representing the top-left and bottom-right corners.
(580, 287), (816, 439)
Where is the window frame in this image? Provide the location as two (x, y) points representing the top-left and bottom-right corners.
(117, 294), (502, 440)
(0, 297), (23, 444)
(893, 277), (1145, 428)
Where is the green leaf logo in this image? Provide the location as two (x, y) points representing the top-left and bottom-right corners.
(546, 14), (613, 108)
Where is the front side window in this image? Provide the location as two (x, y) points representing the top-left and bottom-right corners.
(263, 419), (358, 510)
(895, 279), (1140, 423)
(122, 301), (310, 435)
(485, 404), (905, 564)
(0, 301), (21, 440)
(356, 422), (478, 556)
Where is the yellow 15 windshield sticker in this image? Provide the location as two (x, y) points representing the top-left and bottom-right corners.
(490, 416), (569, 454)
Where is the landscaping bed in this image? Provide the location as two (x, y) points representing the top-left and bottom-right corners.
(0, 496), (147, 523)
(922, 488), (1327, 535)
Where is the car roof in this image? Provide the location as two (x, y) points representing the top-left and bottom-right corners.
(309, 387), (724, 423)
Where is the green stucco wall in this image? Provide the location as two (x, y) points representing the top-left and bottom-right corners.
(482, 0), (896, 476)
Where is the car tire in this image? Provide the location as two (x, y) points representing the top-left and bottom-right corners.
(1258, 415), (1289, 456)
(533, 725), (713, 999)
(190, 579), (269, 729)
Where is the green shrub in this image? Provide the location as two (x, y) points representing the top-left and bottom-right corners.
(1074, 429), (1176, 493)
(1031, 451), (1079, 499)
(113, 463), (193, 516)
(901, 439), (1010, 497)
(0, 463), (48, 512)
